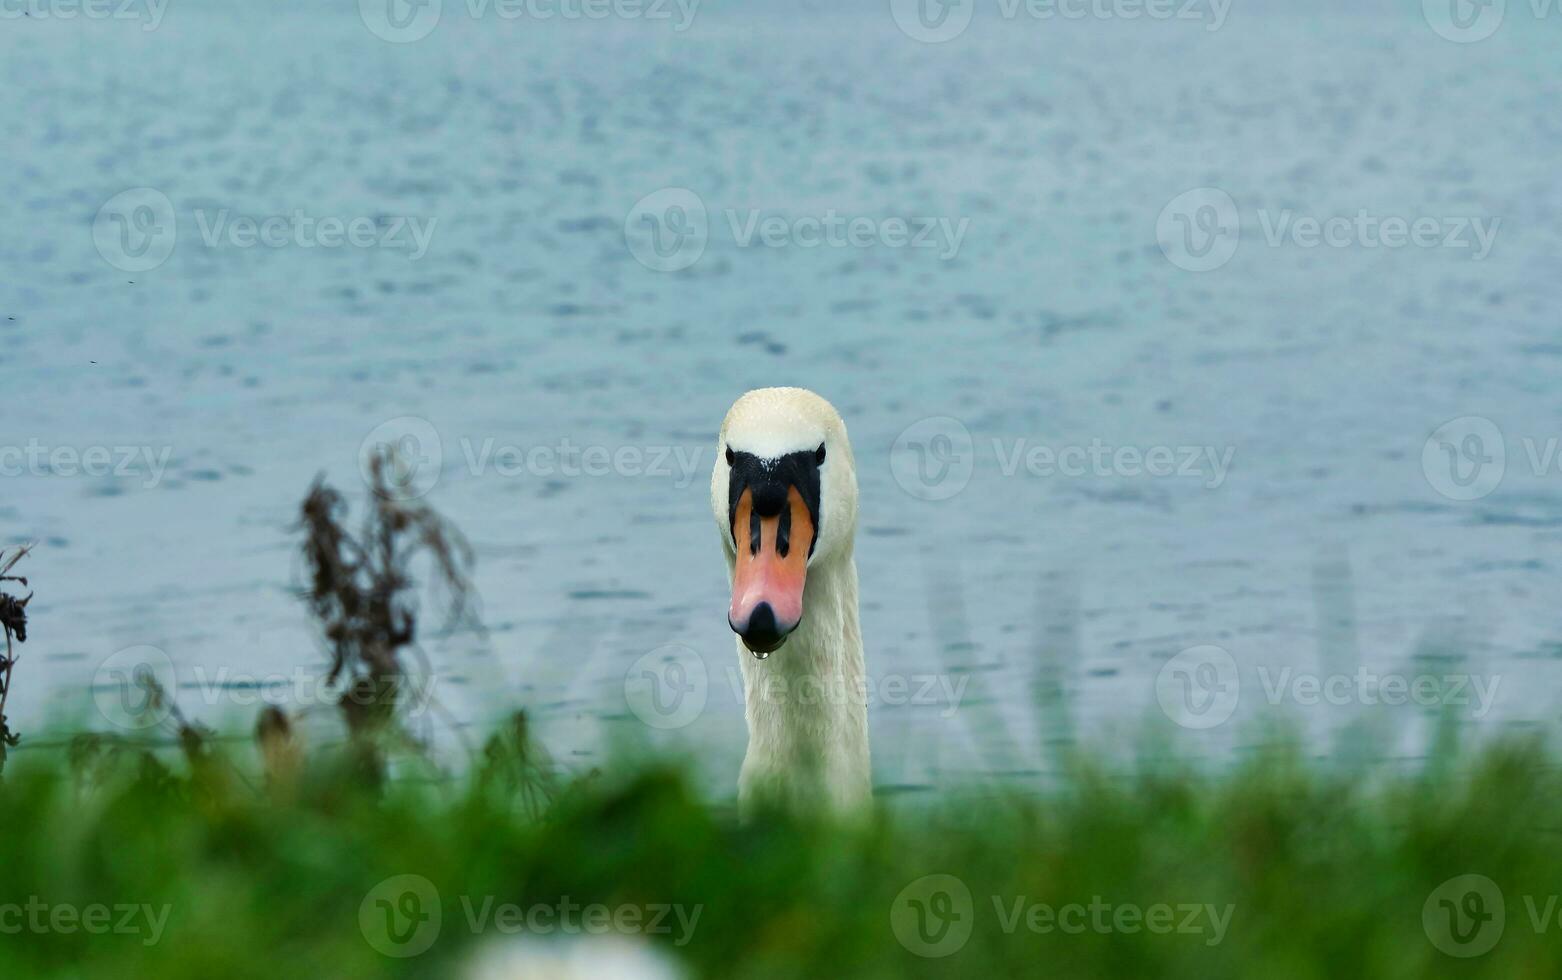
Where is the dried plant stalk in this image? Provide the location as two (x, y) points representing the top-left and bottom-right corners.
(0, 543), (34, 774)
(296, 449), (476, 771)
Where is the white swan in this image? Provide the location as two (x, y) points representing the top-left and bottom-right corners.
(711, 388), (870, 814)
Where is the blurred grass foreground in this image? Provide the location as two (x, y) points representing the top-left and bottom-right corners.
(3, 464), (1561, 978)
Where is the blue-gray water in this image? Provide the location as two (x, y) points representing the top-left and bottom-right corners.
(3, 1), (1560, 787)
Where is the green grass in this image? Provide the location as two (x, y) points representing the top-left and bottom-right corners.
(2, 728), (1560, 979)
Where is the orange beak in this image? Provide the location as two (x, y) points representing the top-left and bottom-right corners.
(729, 486), (815, 657)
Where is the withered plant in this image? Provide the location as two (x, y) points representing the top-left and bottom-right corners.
(295, 449), (477, 779)
(0, 544), (33, 775)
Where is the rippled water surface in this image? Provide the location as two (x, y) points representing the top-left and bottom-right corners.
(4, 2), (1561, 787)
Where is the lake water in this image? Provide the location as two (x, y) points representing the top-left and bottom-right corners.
(4, 1), (1561, 790)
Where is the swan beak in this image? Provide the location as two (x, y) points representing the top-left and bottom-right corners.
(729, 486), (813, 657)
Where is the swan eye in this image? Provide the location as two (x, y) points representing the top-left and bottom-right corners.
(814, 443), (826, 465)
(725, 447), (735, 466)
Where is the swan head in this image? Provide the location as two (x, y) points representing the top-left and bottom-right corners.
(712, 388), (858, 658)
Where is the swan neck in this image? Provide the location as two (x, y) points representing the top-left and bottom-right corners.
(738, 550), (870, 813)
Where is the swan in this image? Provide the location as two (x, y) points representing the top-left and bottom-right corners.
(711, 388), (870, 814)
